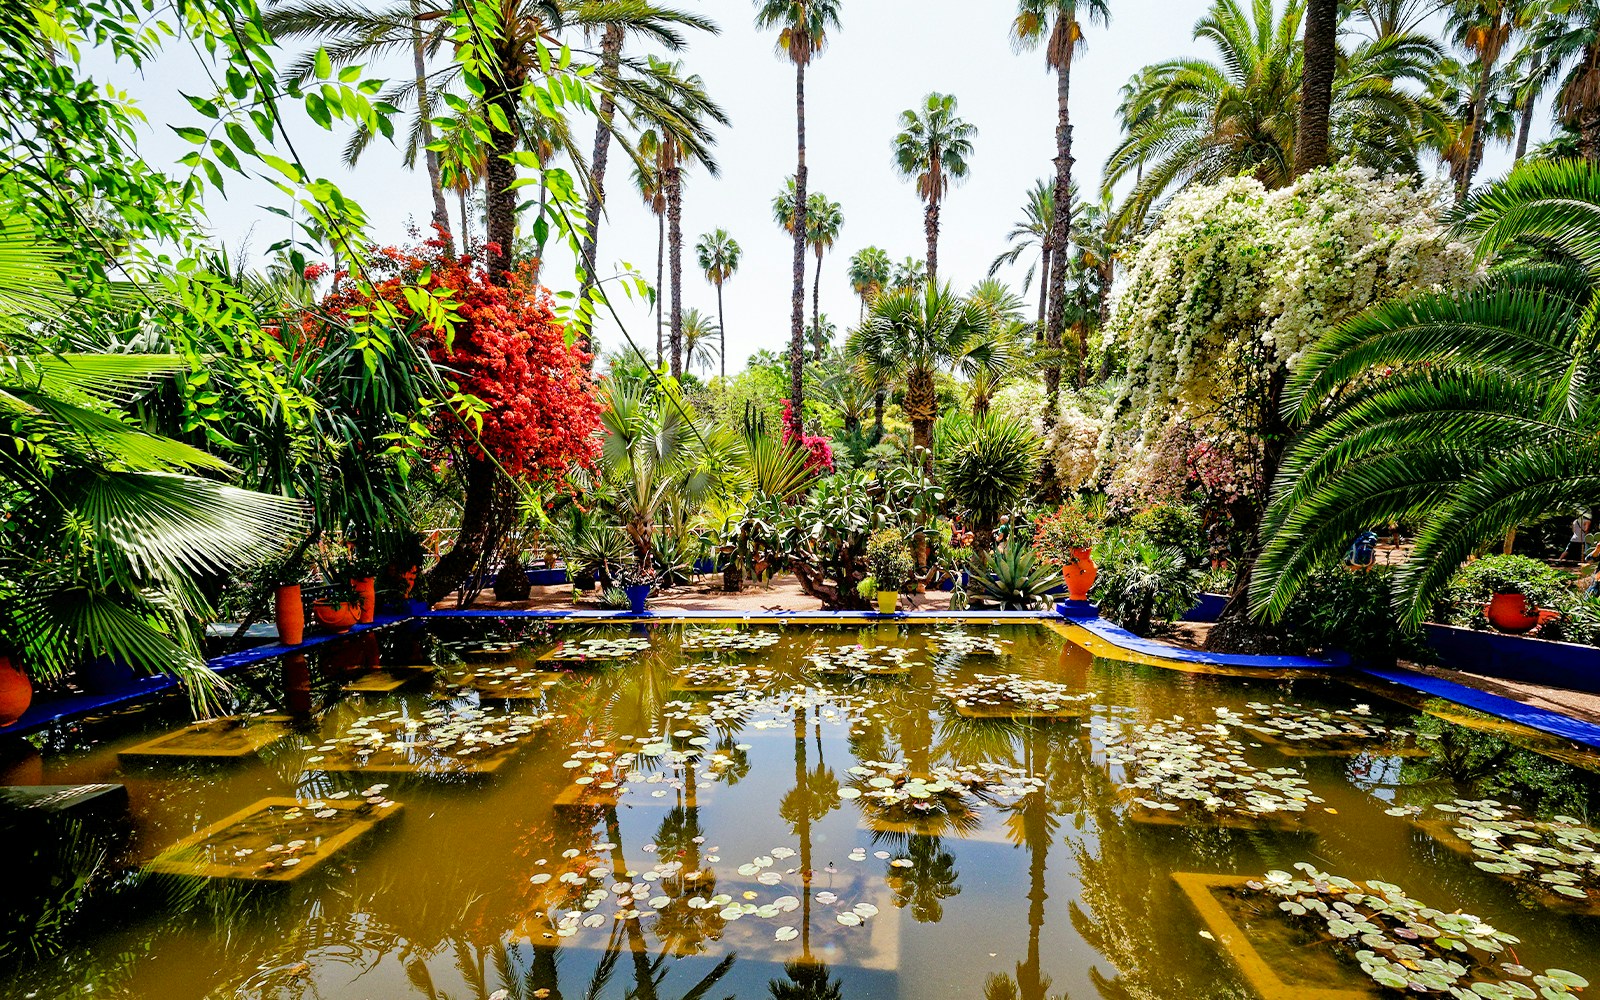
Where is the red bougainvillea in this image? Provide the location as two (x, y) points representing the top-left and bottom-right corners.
(326, 232), (601, 482)
(781, 398), (834, 474)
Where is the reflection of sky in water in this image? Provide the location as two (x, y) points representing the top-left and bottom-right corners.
(5, 620), (1599, 1000)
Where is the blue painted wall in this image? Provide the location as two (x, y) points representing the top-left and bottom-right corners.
(1424, 623), (1600, 695)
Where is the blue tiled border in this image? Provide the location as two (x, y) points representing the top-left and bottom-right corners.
(1360, 666), (1600, 751)
(1066, 614), (1344, 670)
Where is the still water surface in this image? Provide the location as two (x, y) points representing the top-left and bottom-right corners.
(5, 620), (1599, 1000)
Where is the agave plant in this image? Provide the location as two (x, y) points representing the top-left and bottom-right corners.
(970, 542), (1063, 611)
(1253, 161), (1600, 625)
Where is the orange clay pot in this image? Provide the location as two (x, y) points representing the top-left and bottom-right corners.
(353, 576), (376, 624)
(1061, 547), (1097, 602)
(0, 654), (32, 728)
(274, 584), (305, 645)
(312, 600), (360, 633)
(1483, 592), (1560, 634)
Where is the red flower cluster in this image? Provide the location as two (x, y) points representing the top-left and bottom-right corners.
(781, 399), (834, 475)
(327, 237), (601, 482)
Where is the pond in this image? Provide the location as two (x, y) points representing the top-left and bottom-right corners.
(3, 619), (1599, 1000)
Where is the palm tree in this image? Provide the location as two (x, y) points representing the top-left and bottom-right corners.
(849, 282), (997, 457)
(1011, 0), (1110, 429)
(573, 4), (721, 316)
(846, 245), (892, 321)
(804, 193), (844, 340)
(988, 178), (1056, 334)
(807, 312), (835, 360)
(1429, 56), (1521, 193)
(632, 135), (668, 365)
(1525, 1), (1600, 163)
(679, 307), (721, 374)
(694, 228), (740, 379)
(892, 92), (976, 285)
(1297, 0), (1340, 177)
(1254, 161), (1600, 625)
(754, 0), (843, 432)
(1105, 0), (1445, 231)
(891, 256), (927, 292)
(1447, 0), (1538, 200)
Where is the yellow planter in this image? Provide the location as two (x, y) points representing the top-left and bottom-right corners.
(877, 590), (898, 614)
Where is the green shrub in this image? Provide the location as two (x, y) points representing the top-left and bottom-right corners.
(1127, 503), (1204, 562)
(1031, 501), (1099, 565)
(936, 415), (1041, 536)
(1091, 532), (1203, 637)
(1435, 555), (1579, 629)
(866, 528), (913, 594)
(1278, 565), (1418, 663)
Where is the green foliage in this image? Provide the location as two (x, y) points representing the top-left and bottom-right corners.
(1255, 161), (1600, 626)
(1436, 555), (1579, 628)
(866, 528), (913, 594)
(856, 576), (878, 601)
(1092, 532), (1203, 637)
(970, 541), (1063, 611)
(1126, 503), (1204, 561)
(1277, 564), (1418, 663)
(1031, 501), (1099, 564)
(936, 415), (1041, 534)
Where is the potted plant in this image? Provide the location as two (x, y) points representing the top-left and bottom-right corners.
(1465, 557), (1564, 634)
(270, 555), (312, 646)
(867, 528), (912, 615)
(349, 550), (380, 625)
(0, 634), (30, 728)
(618, 562), (657, 615)
(857, 576), (879, 608)
(1032, 502), (1100, 602)
(312, 565), (363, 633)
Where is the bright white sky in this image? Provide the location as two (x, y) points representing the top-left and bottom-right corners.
(102, 0), (1537, 373)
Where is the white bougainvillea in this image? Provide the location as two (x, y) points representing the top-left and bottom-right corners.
(1101, 166), (1474, 466)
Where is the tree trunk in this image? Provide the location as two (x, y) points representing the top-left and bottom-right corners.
(1035, 244), (1049, 340)
(574, 22), (625, 355)
(425, 456), (499, 605)
(484, 73), (519, 285)
(1293, 0), (1338, 178)
(411, 5), (450, 244)
(906, 369), (936, 468)
(1584, 105), (1600, 166)
(811, 251), (823, 355)
(789, 60), (809, 423)
(716, 282), (727, 380)
(1515, 61), (1540, 164)
(666, 161), (684, 379)
(872, 389), (885, 440)
(458, 187), (469, 244)
(1043, 56), (1075, 440)
(655, 211), (665, 367)
(1459, 56), (1496, 203)
(924, 198), (940, 286)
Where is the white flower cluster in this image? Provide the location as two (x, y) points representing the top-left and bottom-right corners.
(1102, 166), (1475, 454)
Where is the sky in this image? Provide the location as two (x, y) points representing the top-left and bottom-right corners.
(99, 0), (1543, 374)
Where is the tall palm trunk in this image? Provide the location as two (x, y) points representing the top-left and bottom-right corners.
(655, 211), (665, 367)
(1044, 50), (1076, 433)
(1460, 57), (1497, 202)
(906, 369), (936, 464)
(1035, 243), (1050, 341)
(411, 3), (449, 243)
(716, 281), (727, 380)
(1515, 94), (1535, 163)
(575, 23), (625, 354)
(666, 161), (684, 379)
(811, 251), (823, 350)
(1294, 0), (1338, 178)
(924, 197), (940, 285)
(789, 60), (809, 429)
(484, 80), (519, 284)
(458, 187), (469, 243)
(872, 389), (885, 440)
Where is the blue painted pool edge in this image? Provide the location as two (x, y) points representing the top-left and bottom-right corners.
(1359, 665), (1600, 751)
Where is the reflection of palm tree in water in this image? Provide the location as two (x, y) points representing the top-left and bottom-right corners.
(780, 705), (839, 956)
(768, 959), (845, 1000)
(883, 832), (959, 923)
(987, 722), (1065, 1000)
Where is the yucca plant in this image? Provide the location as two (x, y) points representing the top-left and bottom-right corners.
(936, 414), (1042, 551)
(1254, 160), (1600, 626)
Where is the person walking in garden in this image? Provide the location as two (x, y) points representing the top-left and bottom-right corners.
(1564, 515), (1592, 562)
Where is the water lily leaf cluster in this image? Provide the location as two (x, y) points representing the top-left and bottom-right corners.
(941, 673), (1094, 713)
(1244, 863), (1589, 997)
(838, 758), (1041, 821)
(544, 636), (654, 662)
(1218, 701), (1414, 749)
(1392, 799), (1600, 905)
(1101, 717), (1320, 820)
(674, 662), (776, 690)
(805, 643), (921, 675)
(679, 628), (783, 653)
(307, 706), (551, 771)
(926, 628), (1010, 657)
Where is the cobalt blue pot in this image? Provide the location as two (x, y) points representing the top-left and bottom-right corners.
(625, 584), (652, 615)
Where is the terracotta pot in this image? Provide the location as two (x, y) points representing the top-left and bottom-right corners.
(1062, 547), (1097, 602)
(312, 600), (360, 633)
(275, 584), (305, 645)
(1485, 592), (1540, 633)
(352, 576), (376, 624)
(877, 590), (898, 614)
(0, 655), (31, 727)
